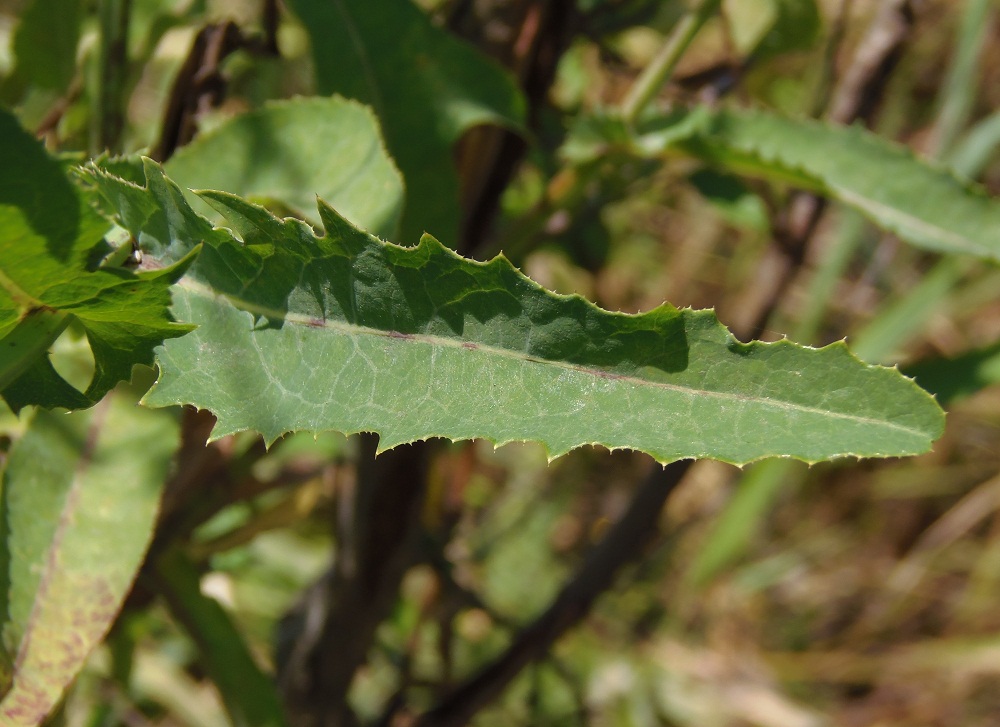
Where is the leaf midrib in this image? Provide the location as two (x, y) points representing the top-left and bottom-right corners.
(12, 400), (108, 673)
(178, 278), (926, 439)
(0, 266), (37, 311)
(707, 112), (995, 256)
(831, 184), (983, 255)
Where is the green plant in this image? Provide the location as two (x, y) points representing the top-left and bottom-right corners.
(1, 1), (998, 725)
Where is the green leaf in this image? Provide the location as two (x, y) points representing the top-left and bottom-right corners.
(0, 108), (195, 412)
(86, 159), (944, 465)
(687, 168), (768, 231)
(629, 107), (1000, 261)
(287, 0), (526, 245)
(723, 0), (821, 62)
(949, 109), (1000, 180)
(723, 0), (778, 57)
(3, 0), (82, 96)
(0, 386), (179, 725)
(164, 97), (404, 239)
(752, 0), (821, 62)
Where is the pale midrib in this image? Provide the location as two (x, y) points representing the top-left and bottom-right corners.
(0, 266), (38, 309)
(707, 114), (994, 258)
(833, 184), (988, 256)
(177, 278), (927, 439)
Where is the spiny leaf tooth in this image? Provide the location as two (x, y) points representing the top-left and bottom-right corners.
(98, 157), (946, 465)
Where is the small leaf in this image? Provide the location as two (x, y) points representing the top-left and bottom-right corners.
(627, 107), (1000, 261)
(87, 159), (944, 465)
(287, 0), (526, 245)
(0, 108), (195, 412)
(0, 386), (179, 725)
(164, 97), (404, 239)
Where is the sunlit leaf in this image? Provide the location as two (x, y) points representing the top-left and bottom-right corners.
(0, 109), (194, 412)
(596, 107), (1000, 261)
(164, 97), (404, 239)
(86, 159), (944, 465)
(287, 0), (525, 245)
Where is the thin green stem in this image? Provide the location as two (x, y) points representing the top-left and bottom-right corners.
(619, 0), (724, 125)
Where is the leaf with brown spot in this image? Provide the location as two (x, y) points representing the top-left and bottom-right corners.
(0, 384), (179, 725)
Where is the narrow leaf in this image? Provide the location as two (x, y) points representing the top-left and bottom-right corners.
(164, 97), (404, 239)
(87, 159), (944, 465)
(949, 109), (1000, 180)
(0, 109), (195, 412)
(629, 107), (1000, 260)
(288, 0), (525, 245)
(0, 386), (179, 725)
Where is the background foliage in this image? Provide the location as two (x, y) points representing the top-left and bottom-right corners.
(1, 0), (1000, 726)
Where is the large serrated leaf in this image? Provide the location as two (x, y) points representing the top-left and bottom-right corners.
(0, 108), (194, 412)
(287, 0), (526, 245)
(86, 159), (944, 465)
(0, 386), (179, 725)
(615, 107), (1000, 261)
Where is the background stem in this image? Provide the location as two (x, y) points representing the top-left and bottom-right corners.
(93, 0), (130, 153)
(620, 0), (723, 124)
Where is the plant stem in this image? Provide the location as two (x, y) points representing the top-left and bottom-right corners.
(94, 0), (131, 153)
(414, 459), (693, 727)
(620, 0), (724, 124)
